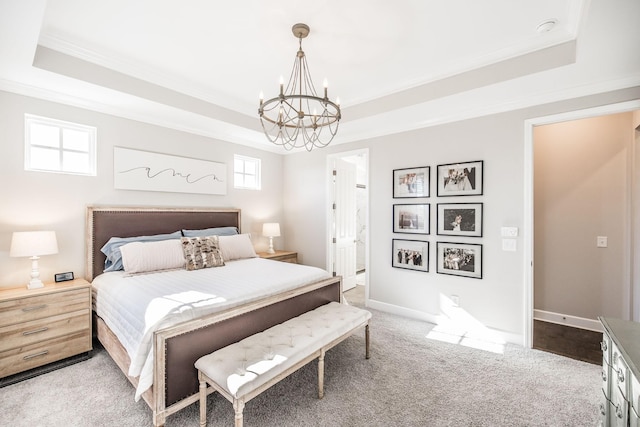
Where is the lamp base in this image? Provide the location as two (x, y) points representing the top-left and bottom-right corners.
(267, 236), (275, 254)
(27, 278), (44, 290)
(27, 256), (44, 289)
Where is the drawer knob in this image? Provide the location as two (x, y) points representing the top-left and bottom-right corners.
(23, 327), (49, 336)
(23, 350), (49, 360)
(22, 304), (47, 312)
(599, 402), (606, 416)
(615, 403), (623, 419)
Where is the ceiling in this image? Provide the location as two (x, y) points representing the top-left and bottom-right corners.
(1, 1), (638, 153)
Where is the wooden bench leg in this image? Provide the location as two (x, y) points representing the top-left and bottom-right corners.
(318, 349), (325, 399)
(199, 371), (207, 427)
(233, 399), (245, 427)
(365, 324), (370, 359)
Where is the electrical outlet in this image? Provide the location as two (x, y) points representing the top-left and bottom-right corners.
(451, 295), (460, 307)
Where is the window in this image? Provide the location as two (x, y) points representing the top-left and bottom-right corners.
(234, 155), (261, 190)
(24, 114), (97, 176)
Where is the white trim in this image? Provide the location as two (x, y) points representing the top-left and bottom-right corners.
(523, 99), (640, 348)
(326, 148), (370, 291)
(533, 309), (603, 333)
(233, 154), (261, 190)
(24, 113), (97, 176)
(37, 34), (251, 115)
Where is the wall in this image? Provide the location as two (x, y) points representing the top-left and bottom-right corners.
(283, 87), (640, 345)
(533, 113), (634, 320)
(0, 91), (285, 287)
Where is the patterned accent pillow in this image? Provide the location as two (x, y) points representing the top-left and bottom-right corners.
(181, 236), (225, 270)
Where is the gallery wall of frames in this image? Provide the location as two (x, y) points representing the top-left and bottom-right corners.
(392, 160), (484, 279)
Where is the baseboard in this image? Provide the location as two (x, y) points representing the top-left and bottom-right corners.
(367, 298), (524, 345)
(533, 309), (602, 332)
(0, 351), (92, 388)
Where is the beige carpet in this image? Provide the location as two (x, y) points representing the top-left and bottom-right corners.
(0, 289), (601, 426)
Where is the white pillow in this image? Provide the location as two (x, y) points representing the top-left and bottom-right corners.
(120, 239), (185, 274)
(218, 234), (257, 261)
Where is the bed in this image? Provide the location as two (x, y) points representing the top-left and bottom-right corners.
(86, 206), (342, 427)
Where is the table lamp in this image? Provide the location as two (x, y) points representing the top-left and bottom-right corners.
(262, 223), (280, 254)
(10, 230), (58, 289)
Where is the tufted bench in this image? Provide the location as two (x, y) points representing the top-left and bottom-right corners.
(195, 301), (371, 427)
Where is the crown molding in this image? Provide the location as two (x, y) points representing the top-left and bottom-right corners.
(38, 33), (252, 115)
(2, 72), (638, 154)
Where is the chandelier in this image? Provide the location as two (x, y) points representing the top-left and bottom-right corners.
(258, 23), (341, 151)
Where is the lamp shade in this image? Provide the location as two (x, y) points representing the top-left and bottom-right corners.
(10, 231), (58, 257)
(262, 223), (281, 237)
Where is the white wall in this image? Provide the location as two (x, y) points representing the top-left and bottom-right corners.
(0, 91), (285, 287)
(283, 87), (640, 345)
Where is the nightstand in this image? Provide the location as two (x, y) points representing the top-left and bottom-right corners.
(258, 250), (298, 264)
(0, 279), (92, 378)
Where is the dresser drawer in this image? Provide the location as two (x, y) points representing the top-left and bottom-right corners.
(610, 382), (629, 427)
(608, 397), (628, 427)
(612, 343), (630, 399)
(0, 310), (90, 352)
(631, 406), (640, 427)
(0, 288), (89, 326)
(599, 390), (609, 427)
(0, 331), (91, 378)
(602, 363), (612, 398)
(632, 373), (640, 415)
(601, 332), (612, 365)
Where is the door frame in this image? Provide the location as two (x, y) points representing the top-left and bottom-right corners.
(523, 99), (640, 348)
(326, 148), (370, 296)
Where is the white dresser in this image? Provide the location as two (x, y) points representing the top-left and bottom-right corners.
(599, 317), (640, 427)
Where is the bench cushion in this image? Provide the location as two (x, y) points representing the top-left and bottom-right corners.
(195, 301), (371, 399)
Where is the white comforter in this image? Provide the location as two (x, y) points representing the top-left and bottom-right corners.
(91, 257), (331, 400)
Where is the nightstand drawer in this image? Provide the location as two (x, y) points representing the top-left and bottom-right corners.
(0, 310), (90, 352)
(258, 251), (298, 263)
(0, 331), (91, 378)
(0, 288), (89, 326)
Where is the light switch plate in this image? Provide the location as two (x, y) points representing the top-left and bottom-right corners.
(597, 236), (608, 248)
(502, 239), (517, 251)
(501, 227), (518, 237)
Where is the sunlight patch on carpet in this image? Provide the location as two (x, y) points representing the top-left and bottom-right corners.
(425, 294), (506, 354)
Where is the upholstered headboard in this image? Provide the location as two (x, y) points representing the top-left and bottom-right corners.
(85, 206), (241, 281)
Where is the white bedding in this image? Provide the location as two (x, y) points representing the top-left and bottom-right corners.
(91, 257), (332, 400)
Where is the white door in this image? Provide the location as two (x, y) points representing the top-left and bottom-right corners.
(333, 159), (358, 291)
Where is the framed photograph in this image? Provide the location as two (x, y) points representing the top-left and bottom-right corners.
(436, 160), (483, 196)
(436, 242), (482, 279)
(392, 239), (429, 272)
(393, 204), (430, 234)
(437, 203), (483, 237)
(393, 167), (430, 198)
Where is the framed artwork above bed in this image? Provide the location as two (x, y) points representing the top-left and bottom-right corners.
(113, 147), (227, 195)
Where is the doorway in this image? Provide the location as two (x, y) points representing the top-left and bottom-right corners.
(524, 100), (640, 349)
(327, 149), (369, 296)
